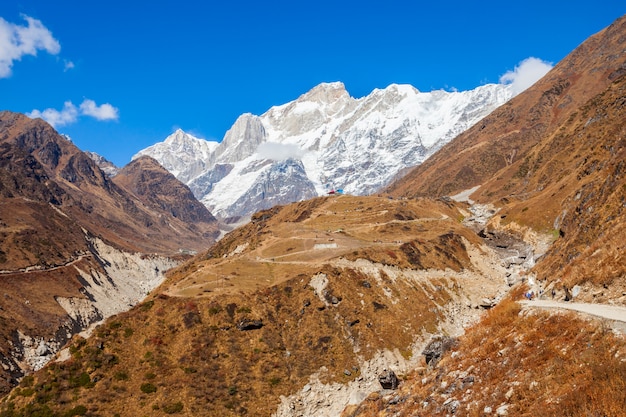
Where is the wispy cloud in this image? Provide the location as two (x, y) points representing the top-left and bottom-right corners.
(257, 142), (304, 161)
(27, 99), (119, 128)
(0, 14), (61, 78)
(500, 57), (554, 96)
(63, 59), (75, 71)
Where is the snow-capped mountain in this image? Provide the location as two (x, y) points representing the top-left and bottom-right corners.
(134, 82), (512, 220)
(137, 129), (219, 184)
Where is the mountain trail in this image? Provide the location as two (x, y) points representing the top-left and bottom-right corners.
(520, 300), (626, 333)
(0, 254), (92, 276)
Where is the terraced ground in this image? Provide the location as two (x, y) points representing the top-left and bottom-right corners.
(165, 195), (480, 298)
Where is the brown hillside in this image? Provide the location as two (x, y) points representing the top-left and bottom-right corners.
(113, 156), (218, 239)
(0, 195), (514, 416)
(0, 112), (219, 395)
(386, 15), (626, 295)
(344, 295), (626, 417)
(519, 74), (626, 291)
(0, 257), (110, 396)
(387, 14), (626, 200)
(338, 16), (626, 416)
(0, 142), (87, 270)
(0, 111), (219, 255)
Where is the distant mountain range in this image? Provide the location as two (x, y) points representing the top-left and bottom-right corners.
(135, 82), (513, 221)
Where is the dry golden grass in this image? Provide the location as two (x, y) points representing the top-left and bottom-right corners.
(347, 290), (626, 417)
(1, 194), (487, 416)
(165, 195), (478, 298)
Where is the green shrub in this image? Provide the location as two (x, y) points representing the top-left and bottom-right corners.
(140, 300), (154, 311)
(114, 371), (129, 381)
(208, 304), (222, 315)
(162, 402), (183, 414)
(71, 372), (94, 388)
(140, 383), (157, 394)
(269, 377), (281, 386)
(16, 387), (35, 397)
(64, 405), (87, 416)
(21, 375), (35, 387)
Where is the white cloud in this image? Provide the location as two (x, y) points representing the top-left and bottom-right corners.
(27, 101), (78, 127)
(257, 142), (304, 161)
(500, 57), (554, 96)
(0, 14), (61, 78)
(79, 99), (119, 121)
(27, 99), (119, 127)
(63, 59), (74, 71)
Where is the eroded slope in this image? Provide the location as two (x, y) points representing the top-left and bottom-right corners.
(0, 196), (517, 416)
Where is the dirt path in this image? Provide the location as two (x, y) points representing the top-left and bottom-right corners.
(0, 254), (92, 276)
(521, 300), (626, 332)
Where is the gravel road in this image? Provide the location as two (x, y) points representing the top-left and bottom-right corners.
(521, 300), (626, 332)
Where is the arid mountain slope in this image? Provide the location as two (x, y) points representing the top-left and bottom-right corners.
(337, 16), (626, 417)
(3, 14), (626, 417)
(388, 15), (626, 296)
(388, 14), (626, 200)
(113, 156), (218, 243)
(0, 112), (218, 395)
(0, 111), (219, 255)
(493, 73), (626, 294)
(344, 294), (626, 417)
(0, 196), (523, 416)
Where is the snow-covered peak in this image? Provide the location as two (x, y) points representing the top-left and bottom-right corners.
(137, 81), (513, 220)
(86, 151), (119, 177)
(132, 130), (218, 183)
(299, 81), (349, 103)
(214, 113), (266, 163)
(165, 128), (196, 143)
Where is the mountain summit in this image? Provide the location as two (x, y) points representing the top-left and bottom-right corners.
(135, 82), (512, 220)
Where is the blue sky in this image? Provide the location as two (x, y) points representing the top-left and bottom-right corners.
(1, 1), (623, 166)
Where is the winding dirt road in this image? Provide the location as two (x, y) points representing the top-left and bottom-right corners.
(521, 300), (626, 332)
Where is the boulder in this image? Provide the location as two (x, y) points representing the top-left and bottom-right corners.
(378, 369), (399, 390)
(422, 336), (458, 366)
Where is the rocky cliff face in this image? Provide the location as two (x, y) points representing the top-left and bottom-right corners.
(1, 237), (176, 387)
(135, 82), (512, 220)
(223, 158), (317, 222)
